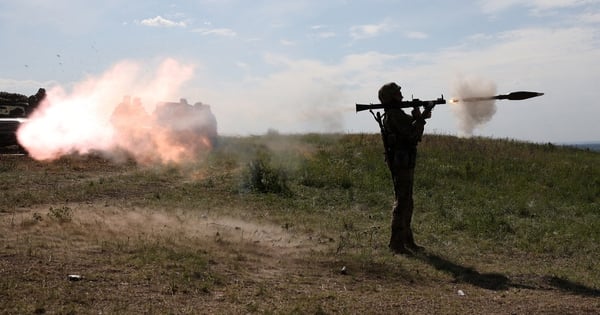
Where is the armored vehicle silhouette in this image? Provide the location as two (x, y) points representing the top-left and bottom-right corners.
(0, 88), (46, 150)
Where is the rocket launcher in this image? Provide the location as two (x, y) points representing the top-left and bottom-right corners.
(355, 91), (544, 113)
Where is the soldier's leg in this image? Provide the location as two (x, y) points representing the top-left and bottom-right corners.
(402, 169), (423, 251)
(389, 203), (408, 253)
(402, 206), (423, 251)
(389, 169), (412, 253)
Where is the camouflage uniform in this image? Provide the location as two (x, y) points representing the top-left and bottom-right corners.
(378, 82), (428, 254)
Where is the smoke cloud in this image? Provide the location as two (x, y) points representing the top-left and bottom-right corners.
(16, 58), (215, 164)
(450, 76), (497, 137)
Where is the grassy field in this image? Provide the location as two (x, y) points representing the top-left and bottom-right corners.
(1, 133), (599, 314)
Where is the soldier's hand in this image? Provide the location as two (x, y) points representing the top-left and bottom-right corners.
(411, 106), (422, 118)
(422, 109), (432, 119)
(422, 104), (434, 119)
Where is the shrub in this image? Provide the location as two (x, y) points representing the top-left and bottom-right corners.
(47, 206), (73, 223)
(242, 156), (291, 196)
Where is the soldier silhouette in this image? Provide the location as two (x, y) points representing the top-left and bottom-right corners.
(376, 82), (433, 254)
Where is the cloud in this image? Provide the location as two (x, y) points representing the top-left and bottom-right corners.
(235, 61), (249, 70)
(316, 32), (336, 39)
(193, 51), (407, 135)
(197, 53), (357, 134)
(140, 16), (186, 28)
(478, 0), (526, 13)
(310, 25), (336, 39)
(280, 39), (296, 46)
(406, 26), (600, 142)
(405, 31), (429, 39)
(350, 20), (394, 40)
(194, 24), (599, 142)
(531, 0), (596, 10)
(479, 0), (596, 14)
(579, 11), (600, 23)
(191, 28), (237, 37)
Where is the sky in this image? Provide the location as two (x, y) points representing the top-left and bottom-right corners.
(1, 0), (599, 144)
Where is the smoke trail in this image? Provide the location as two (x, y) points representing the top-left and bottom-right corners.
(450, 76), (497, 137)
(16, 58), (215, 164)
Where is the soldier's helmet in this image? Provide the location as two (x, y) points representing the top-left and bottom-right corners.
(378, 82), (401, 104)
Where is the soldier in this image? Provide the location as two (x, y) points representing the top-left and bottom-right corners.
(378, 82), (432, 254)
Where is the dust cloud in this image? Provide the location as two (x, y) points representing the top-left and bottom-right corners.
(6, 205), (310, 250)
(16, 58), (214, 164)
(450, 76), (497, 137)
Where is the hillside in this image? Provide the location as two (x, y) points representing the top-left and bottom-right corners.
(1, 134), (599, 314)
(566, 142), (600, 152)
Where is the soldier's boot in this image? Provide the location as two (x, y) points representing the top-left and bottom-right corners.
(389, 211), (410, 255)
(389, 229), (410, 254)
(402, 228), (424, 253)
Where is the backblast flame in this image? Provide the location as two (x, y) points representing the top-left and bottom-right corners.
(16, 58), (216, 165)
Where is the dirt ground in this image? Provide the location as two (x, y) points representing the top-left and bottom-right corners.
(2, 203), (599, 314)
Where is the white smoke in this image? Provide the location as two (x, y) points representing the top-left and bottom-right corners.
(16, 58), (216, 164)
(450, 76), (497, 137)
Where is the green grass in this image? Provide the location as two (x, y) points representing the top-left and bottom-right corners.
(1, 133), (599, 314)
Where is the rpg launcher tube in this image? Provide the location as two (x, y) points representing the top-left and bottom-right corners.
(355, 97), (446, 113)
(356, 91), (544, 112)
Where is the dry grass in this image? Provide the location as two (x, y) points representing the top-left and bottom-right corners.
(2, 203), (323, 314)
(1, 135), (599, 314)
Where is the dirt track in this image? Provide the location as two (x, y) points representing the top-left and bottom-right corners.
(2, 204), (600, 314)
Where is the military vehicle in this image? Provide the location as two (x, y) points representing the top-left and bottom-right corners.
(153, 98), (218, 147)
(110, 96), (218, 162)
(1, 89), (218, 158)
(0, 88), (46, 151)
